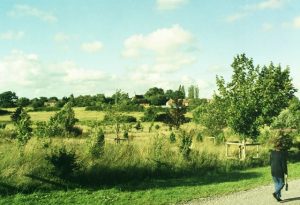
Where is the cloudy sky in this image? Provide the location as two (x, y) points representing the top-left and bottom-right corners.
(0, 0), (299, 98)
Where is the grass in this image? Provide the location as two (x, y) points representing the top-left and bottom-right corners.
(1, 162), (300, 205)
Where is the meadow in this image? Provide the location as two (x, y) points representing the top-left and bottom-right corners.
(0, 107), (300, 205)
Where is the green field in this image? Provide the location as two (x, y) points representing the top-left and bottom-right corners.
(0, 107), (299, 205)
(1, 162), (300, 205)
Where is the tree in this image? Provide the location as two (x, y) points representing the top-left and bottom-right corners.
(178, 85), (186, 98)
(215, 54), (296, 139)
(272, 97), (300, 132)
(188, 85), (200, 99)
(17, 97), (30, 107)
(166, 98), (187, 129)
(144, 87), (167, 106)
(14, 108), (32, 146)
(193, 95), (227, 136)
(0, 91), (18, 108)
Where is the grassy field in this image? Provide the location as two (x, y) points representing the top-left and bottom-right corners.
(0, 107), (299, 205)
(1, 162), (300, 205)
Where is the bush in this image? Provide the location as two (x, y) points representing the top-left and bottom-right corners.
(0, 109), (10, 116)
(14, 108), (32, 146)
(155, 124), (160, 130)
(134, 121), (143, 131)
(169, 132), (176, 143)
(0, 123), (6, 129)
(179, 130), (193, 160)
(89, 128), (105, 158)
(196, 132), (203, 142)
(46, 146), (78, 178)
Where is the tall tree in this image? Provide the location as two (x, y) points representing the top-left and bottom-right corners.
(215, 54), (296, 139)
(0, 91), (18, 108)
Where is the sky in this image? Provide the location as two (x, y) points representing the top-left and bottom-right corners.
(0, 0), (299, 98)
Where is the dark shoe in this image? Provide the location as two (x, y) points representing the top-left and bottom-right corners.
(272, 193), (277, 200)
(273, 193), (282, 202)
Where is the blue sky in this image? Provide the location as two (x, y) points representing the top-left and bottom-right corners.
(0, 0), (299, 98)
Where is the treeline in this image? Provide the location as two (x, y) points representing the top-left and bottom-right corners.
(0, 85), (205, 112)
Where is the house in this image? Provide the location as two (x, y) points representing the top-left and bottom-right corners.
(166, 99), (189, 108)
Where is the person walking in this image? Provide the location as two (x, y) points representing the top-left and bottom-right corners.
(270, 133), (288, 202)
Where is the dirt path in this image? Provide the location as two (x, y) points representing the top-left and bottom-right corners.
(185, 179), (300, 205)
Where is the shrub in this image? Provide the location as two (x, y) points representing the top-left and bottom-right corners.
(123, 130), (129, 139)
(10, 107), (23, 123)
(46, 102), (80, 137)
(0, 109), (10, 116)
(169, 132), (176, 143)
(89, 128), (105, 158)
(14, 109), (33, 146)
(46, 146), (78, 178)
(134, 121), (143, 131)
(179, 130), (193, 160)
(0, 123), (6, 129)
(196, 132), (203, 142)
(155, 124), (160, 130)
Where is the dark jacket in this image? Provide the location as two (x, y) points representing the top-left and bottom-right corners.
(270, 150), (288, 178)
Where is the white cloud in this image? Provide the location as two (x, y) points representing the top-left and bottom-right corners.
(8, 4), (57, 23)
(123, 25), (198, 73)
(0, 50), (110, 97)
(81, 41), (103, 53)
(54, 33), (70, 43)
(226, 0), (286, 23)
(293, 16), (300, 28)
(0, 31), (24, 40)
(255, 0), (284, 10)
(156, 0), (189, 10)
(226, 12), (249, 23)
(262, 23), (274, 31)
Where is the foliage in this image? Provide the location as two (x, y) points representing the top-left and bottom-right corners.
(14, 108), (33, 146)
(142, 106), (158, 122)
(271, 97), (300, 132)
(134, 120), (143, 131)
(89, 128), (105, 158)
(178, 130), (193, 160)
(10, 106), (23, 123)
(144, 87), (167, 106)
(187, 85), (200, 99)
(46, 146), (78, 178)
(0, 122), (6, 129)
(165, 99), (187, 129)
(17, 97), (31, 107)
(193, 96), (226, 136)
(196, 132), (203, 142)
(214, 54), (296, 139)
(0, 109), (10, 115)
(48, 102), (81, 136)
(0, 91), (18, 108)
(169, 132), (176, 143)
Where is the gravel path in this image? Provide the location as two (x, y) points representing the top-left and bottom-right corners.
(185, 179), (300, 205)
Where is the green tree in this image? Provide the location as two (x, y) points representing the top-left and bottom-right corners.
(144, 87), (166, 106)
(193, 95), (227, 136)
(17, 97), (30, 107)
(166, 98), (187, 129)
(14, 108), (32, 146)
(0, 91), (18, 108)
(215, 54), (296, 139)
